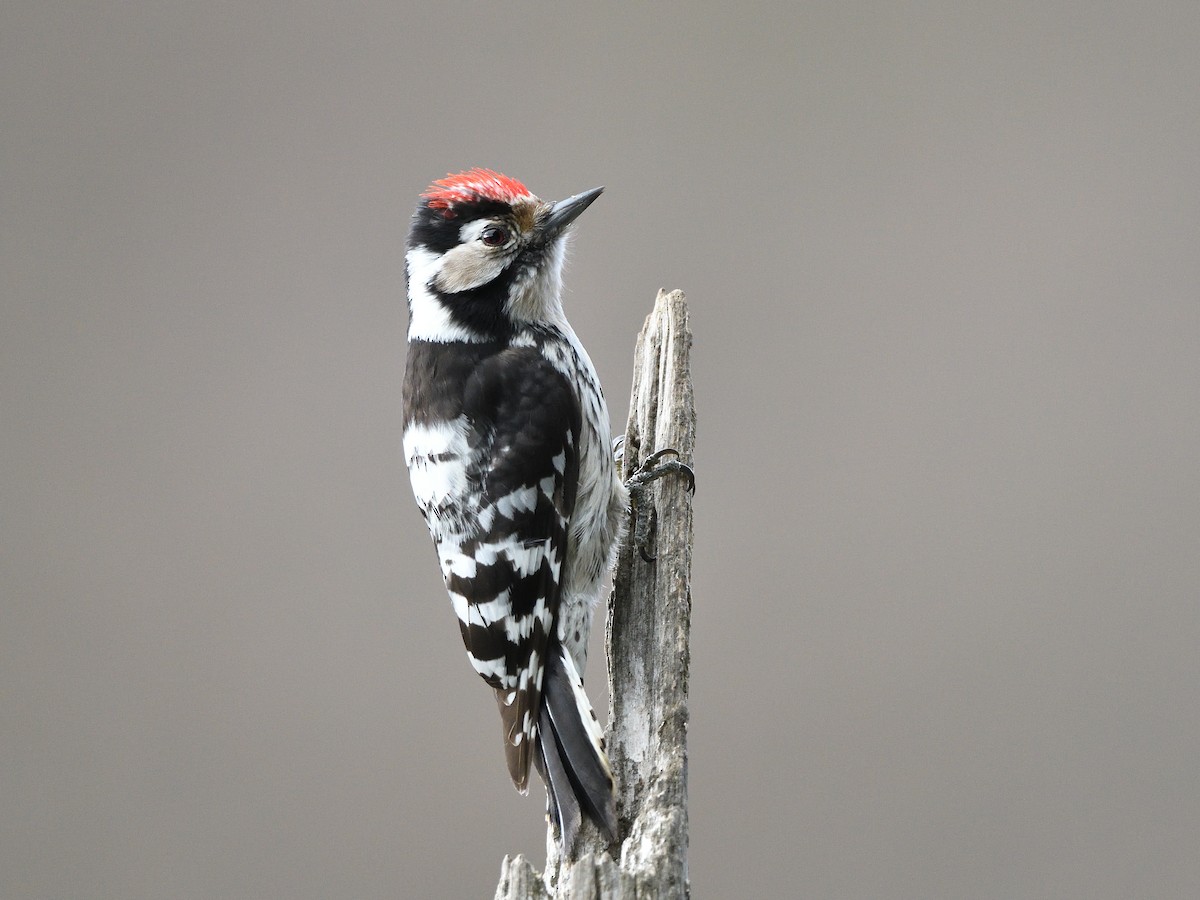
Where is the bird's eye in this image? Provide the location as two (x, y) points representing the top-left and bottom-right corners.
(480, 225), (509, 247)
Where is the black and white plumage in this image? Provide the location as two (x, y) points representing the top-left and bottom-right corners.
(402, 169), (624, 847)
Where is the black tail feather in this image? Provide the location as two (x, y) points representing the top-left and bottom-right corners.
(535, 703), (582, 846)
(535, 646), (618, 848)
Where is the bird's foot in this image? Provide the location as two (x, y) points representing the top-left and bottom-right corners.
(624, 448), (695, 562)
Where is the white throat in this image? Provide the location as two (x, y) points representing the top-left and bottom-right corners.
(506, 237), (570, 330)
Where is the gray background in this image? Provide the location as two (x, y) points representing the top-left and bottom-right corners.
(4, 3), (1198, 898)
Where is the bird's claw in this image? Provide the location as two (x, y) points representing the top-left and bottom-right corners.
(612, 435), (626, 472)
(624, 447), (695, 562)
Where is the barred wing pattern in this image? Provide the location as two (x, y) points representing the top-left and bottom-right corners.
(404, 346), (580, 791)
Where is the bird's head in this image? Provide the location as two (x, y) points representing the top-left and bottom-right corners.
(405, 168), (603, 342)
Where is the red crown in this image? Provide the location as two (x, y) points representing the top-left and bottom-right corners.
(422, 168), (534, 210)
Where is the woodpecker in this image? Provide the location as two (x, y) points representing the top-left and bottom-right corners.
(401, 169), (625, 848)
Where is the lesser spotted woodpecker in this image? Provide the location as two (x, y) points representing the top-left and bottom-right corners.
(402, 169), (623, 847)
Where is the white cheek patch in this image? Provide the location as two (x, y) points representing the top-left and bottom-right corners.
(435, 242), (508, 293)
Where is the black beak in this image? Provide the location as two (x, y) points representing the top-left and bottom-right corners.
(542, 186), (604, 240)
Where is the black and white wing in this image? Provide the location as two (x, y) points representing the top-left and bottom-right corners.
(404, 346), (579, 791)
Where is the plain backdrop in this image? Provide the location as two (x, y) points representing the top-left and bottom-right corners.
(4, 3), (1199, 898)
